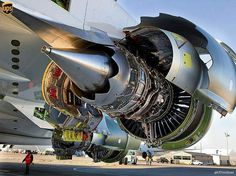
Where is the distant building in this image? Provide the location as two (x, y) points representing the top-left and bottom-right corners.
(185, 148), (233, 166)
(153, 149), (233, 166)
(186, 148), (232, 156)
(186, 152), (213, 165)
(157, 151), (214, 165)
(229, 151), (236, 166)
(212, 155), (230, 166)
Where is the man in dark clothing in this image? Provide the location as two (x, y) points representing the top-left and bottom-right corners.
(22, 150), (33, 175)
(146, 150), (153, 165)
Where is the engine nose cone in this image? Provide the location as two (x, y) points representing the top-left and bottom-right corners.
(42, 46), (117, 93)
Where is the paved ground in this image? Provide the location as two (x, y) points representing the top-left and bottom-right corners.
(0, 162), (235, 176)
(0, 153), (235, 176)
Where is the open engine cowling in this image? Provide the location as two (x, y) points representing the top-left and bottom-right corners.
(41, 14), (236, 150)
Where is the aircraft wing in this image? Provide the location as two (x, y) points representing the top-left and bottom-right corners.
(0, 5), (53, 145)
(0, 100), (52, 145)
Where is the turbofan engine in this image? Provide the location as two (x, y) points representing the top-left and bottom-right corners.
(40, 63), (140, 162)
(41, 14), (236, 150)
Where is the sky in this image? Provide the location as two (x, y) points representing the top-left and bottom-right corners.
(118, 0), (236, 151)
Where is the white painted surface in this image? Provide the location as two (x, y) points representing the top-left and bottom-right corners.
(69, 0), (137, 39)
(4, 96), (53, 129)
(2, 0), (84, 29)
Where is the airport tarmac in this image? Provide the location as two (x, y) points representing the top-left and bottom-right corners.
(0, 153), (235, 176)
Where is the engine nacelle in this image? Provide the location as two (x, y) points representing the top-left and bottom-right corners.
(41, 14), (236, 149)
(128, 14), (236, 114)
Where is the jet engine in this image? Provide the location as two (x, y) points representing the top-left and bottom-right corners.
(40, 62), (140, 162)
(41, 14), (236, 151)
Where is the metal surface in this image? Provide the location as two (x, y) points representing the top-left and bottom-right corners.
(0, 0), (235, 156)
(162, 104), (212, 150)
(0, 9), (54, 145)
(0, 11), (50, 101)
(86, 48), (131, 107)
(2, 0), (115, 48)
(4, 96), (53, 129)
(0, 67), (30, 82)
(220, 41), (236, 64)
(47, 112), (140, 163)
(161, 29), (207, 95)
(0, 132), (51, 145)
(90, 115), (140, 163)
(2, 0), (137, 42)
(93, 115), (140, 151)
(0, 100), (52, 145)
(43, 27), (210, 146)
(40, 14), (235, 149)
(42, 47), (118, 93)
(125, 13), (236, 114)
(69, 0), (137, 39)
(42, 68), (104, 131)
(194, 27), (236, 113)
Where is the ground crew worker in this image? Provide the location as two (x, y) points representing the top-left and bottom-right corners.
(146, 150), (153, 165)
(22, 150), (33, 175)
